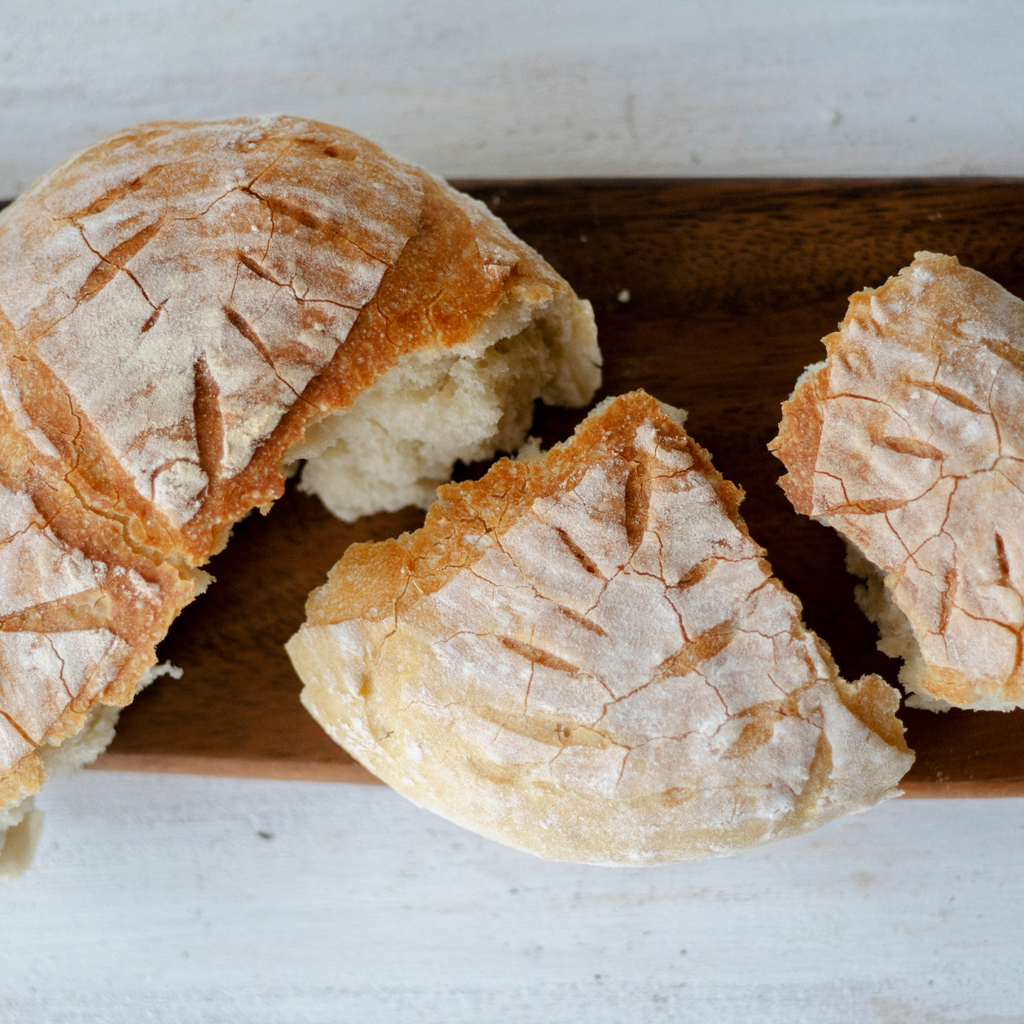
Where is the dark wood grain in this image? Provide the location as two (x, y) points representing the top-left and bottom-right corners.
(92, 179), (1024, 794)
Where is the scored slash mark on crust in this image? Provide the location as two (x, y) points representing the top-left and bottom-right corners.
(905, 377), (987, 414)
(237, 251), (285, 288)
(879, 436), (945, 460)
(554, 526), (606, 579)
(139, 301), (166, 335)
(646, 629), (734, 688)
(191, 355), (225, 488)
(499, 636), (582, 678)
(222, 305), (302, 401)
(552, 603), (608, 638)
(995, 532), (1011, 585)
(75, 221), (163, 307)
(623, 457), (651, 551)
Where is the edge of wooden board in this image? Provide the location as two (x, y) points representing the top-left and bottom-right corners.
(88, 753), (1024, 798)
(88, 752), (384, 785)
(898, 780), (1024, 799)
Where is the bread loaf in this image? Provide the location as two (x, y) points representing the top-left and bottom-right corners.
(288, 391), (913, 864)
(0, 115), (600, 874)
(771, 252), (1024, 711)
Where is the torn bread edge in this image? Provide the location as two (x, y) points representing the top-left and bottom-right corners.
(0, 662), (181, 879)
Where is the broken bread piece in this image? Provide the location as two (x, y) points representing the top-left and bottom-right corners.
(0, 115), (599, 872)
(771, 252), (1024, 711)
(288, 391), (913, 865)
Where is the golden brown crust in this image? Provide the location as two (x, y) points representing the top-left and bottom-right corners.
(0, 115), (592, 815)
(773, 362), (828, 517)
(291, 391), (912, 864)
(771, 253), (1024, 709)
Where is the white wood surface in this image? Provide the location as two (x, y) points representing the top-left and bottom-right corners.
(1, 772), (1023, 1024)
(2, 2), (1024, 1020)
(1, 0), (1022, 196)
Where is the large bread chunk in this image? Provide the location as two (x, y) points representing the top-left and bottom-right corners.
(288, 391), (913, 864)
(0, 115), (600, 873)
(771, 253), (1024, 711)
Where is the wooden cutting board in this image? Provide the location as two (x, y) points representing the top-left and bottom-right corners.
(91, 178), (1024, 797)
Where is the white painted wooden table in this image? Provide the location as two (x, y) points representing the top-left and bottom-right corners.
(2, 2), (1023, 1021)
(2, 774), (1023, 1023)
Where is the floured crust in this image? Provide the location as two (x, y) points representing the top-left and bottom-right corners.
(288, 391), (913, 865)
(771, 252), (1024, 710)
(0, 115), (599, 845)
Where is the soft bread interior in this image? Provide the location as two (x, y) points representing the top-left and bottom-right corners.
(286, 292), (600, 522)
(843, 540), (945, 710)
(0, 804), (43, 880)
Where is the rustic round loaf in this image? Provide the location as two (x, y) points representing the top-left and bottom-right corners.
(288, 391), (913, 864)
(771, 252), (1024, 711)
(0, 115), (600, 873)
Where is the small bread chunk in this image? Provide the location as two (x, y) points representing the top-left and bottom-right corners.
(288, 391), (913, 865)
(0, 115), (599, 870)
(771, 253), (1024, 711)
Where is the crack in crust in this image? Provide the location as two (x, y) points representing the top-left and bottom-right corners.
(289, 391), (912, 865)
(75, 221), (163, 308)
(771, 252), (1024, 709)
